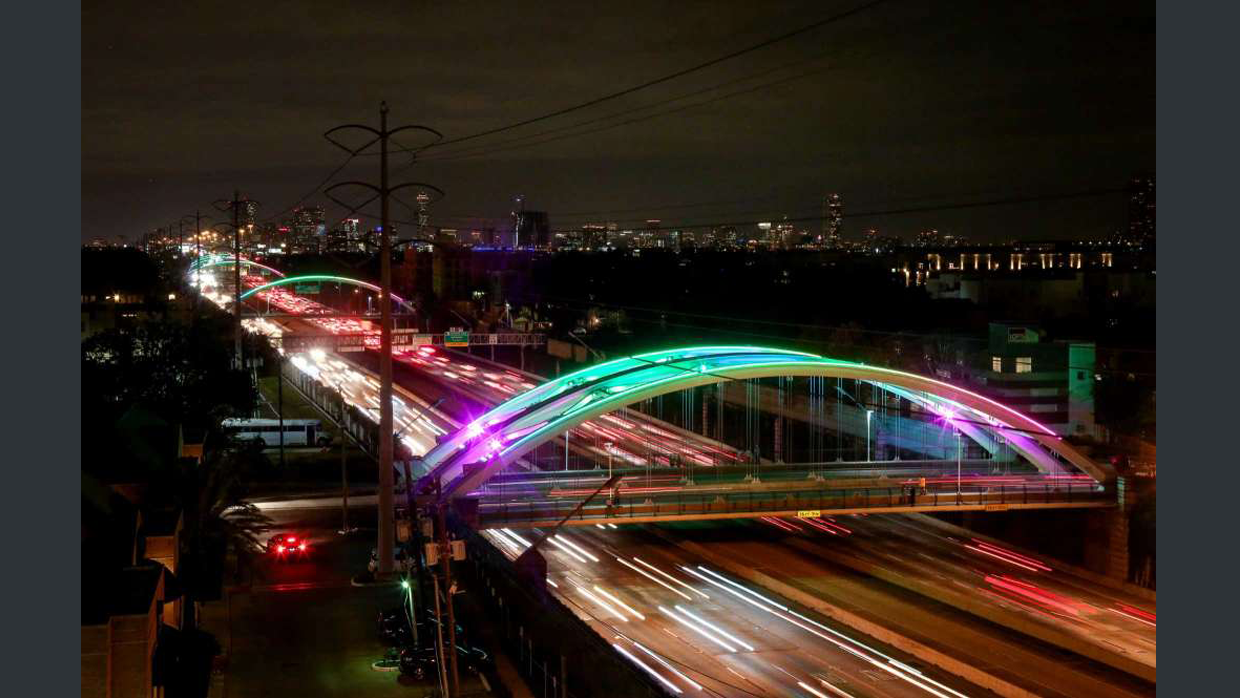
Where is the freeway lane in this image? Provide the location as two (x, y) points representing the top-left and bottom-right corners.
(481, 524), (988, 698)
(752, 513), (1156, 680)
(656, 518), (1154, 698)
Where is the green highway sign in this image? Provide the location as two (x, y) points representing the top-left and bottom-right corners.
(293, 283), (321, 294)
(444, 331), (470, 347)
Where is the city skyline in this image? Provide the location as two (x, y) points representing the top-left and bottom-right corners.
(83, 0), (1153, 244)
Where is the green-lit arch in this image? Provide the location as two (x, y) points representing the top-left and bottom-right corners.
(420, 346), (1112, 501)
(196, 258), (286, 277)
(238, 275), (415, 312)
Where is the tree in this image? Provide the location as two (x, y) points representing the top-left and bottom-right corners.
(155, 443), (271, 630)
(82, 318), (254, 430)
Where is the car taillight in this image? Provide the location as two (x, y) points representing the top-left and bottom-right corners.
(299, 542), (307, 551)
(276, 544), (285, 553)
(287, 536), (297, 542)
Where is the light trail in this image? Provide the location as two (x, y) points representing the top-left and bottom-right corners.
(576, 585), (628, 622)
(553, 534), (601, 562)
(631, 641), (702, 691)
(617, 558), (694, 601)
(674, 606), (754, 651)
(612, 643), (683, 694)
(594, 585), (646, 620)
(657, 606), (737, 653)
(633, 557), (710, 599)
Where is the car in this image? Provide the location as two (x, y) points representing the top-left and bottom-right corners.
(267, 533), (309, 560)
(368, 546), (415, 573)
(398, 644), (492, 680)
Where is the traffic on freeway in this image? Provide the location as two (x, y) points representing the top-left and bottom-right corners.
(481, 524), (985, 698)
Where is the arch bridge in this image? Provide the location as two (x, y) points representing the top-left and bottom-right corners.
(417, 347), (1114, 525)
(239, 274), (416, 314)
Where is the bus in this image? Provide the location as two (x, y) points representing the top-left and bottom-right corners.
(221, 418), (330, 447)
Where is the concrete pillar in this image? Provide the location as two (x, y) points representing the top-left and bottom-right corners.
(1083, 476), (1133, 582)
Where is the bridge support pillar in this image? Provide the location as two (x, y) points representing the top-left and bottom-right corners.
(1084, 476), (1138, 583)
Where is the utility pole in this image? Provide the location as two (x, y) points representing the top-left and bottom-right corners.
(323, 103), (443, 577)
(214, 191), (255, 368)
(277, 354), (286, 469)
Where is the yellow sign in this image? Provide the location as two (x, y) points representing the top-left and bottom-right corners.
(796, 510), (822, 519)
(984, 503), (1010, 512)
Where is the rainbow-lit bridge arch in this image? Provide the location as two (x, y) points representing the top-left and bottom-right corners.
(195, 257), (286, 277)
(239, 275), (416, 313)
(420, 346), (1113, 502)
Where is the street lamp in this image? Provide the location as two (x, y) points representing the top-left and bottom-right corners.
(956, 430), (963, 502)
(605, 441), (615, 479)
(865, 409), (874, 462)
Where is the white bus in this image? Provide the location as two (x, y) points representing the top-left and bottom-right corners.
(222, 418), (330, 447)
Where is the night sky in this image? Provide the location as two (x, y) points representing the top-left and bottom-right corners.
(83, 0), (1154, 244)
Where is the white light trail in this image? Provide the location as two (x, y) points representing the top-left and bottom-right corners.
(612, 643), (682, 694)
(682, 566), (971, 698)
(576, 585), (627, 622)
(657, 606), (736, 653)
(553, 534), (600, 562)
(617, 558), (694, 601)
(634, 557), (709, 599)
(546, 536), (589, 564)
(673, 606), (754, 651)
(501, 529), (533, 547)
(632, 642), (702, 691)
(594, 586), (646, 620)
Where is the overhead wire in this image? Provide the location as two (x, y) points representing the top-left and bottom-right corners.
(418, 44), (851, 162)
(422, 0), (892, 149)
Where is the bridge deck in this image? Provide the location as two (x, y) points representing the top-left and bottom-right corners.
(475, 481), (1111, 528)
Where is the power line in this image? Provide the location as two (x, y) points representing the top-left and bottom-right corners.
(422, 64), (836, 163)
(426, 0), (891, 149)
(419, 46), (848, 162)
(257, 153), (358, 226)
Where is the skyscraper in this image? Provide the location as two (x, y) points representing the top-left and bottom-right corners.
(513, 210), (551, 250)
(290, 206), (325, 253)
(1126, 175), (1155, 245)
(416, 190), (431, 238)
(236, 198), (260, 227)
(823, 193), (843, 247)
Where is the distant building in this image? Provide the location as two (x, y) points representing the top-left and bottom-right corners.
(580, 224), (608, 250)
(915, 229), (942, 247)
(824, 193), (843, 247)
(982, 323), (1100, 438)
(236, 198), (259, 227)
(513, 210), (551, 250)
(290, 206), (325, 253)
(1126, 175), (1155, 245)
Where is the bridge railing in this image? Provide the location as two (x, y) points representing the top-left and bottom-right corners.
(476, 481), (1110, 527)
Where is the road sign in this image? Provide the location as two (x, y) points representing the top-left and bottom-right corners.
(444, 330), (470, 347)
(984, 503), (1010, 512)
(796, 510), (822, 518)
(293, 283), (321, 294)
(392, 330), (434, 347)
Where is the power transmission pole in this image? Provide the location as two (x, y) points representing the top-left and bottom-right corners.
(323, 103), (443, 580)
(214, 191), (257, 368)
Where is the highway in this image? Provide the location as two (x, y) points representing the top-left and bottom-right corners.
(747, 513), (1156, 680)
(480, 523), (985, 698)
(202, 266), (1156, 695)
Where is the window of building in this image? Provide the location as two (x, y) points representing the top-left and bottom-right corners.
(1016, 357), (1032, 373)
(992, 356), (1002, 372)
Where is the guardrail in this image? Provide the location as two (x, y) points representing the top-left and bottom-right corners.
(476, 481), (1112, 527)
